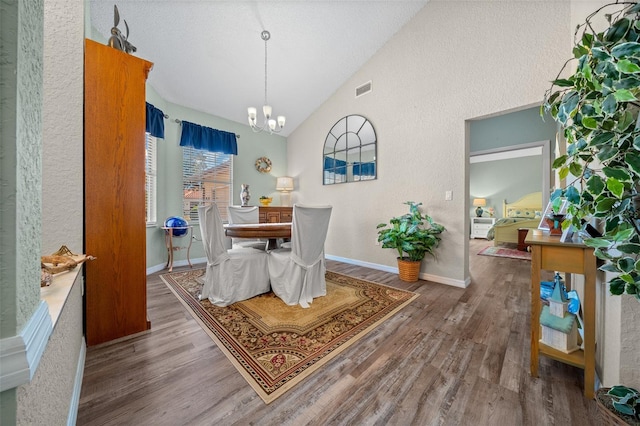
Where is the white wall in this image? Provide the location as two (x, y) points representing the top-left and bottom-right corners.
(41, 0), (85, 255)
(287, 1), (571, 285)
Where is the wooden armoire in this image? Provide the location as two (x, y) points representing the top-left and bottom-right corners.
(84, 39), (153, 346)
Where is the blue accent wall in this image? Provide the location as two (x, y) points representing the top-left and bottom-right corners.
(469, 106), (557, 219)
(470, 107), (557, 153)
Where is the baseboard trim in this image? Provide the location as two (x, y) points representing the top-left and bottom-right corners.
(0, 301), (53, 391)
(146, 257), (207, 275)
(325, 254), (470, 288)
(67, 338), (86, 426)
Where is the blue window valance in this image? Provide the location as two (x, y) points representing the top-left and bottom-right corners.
(179, 120), (238, 155)
(145, 102), (165, 139)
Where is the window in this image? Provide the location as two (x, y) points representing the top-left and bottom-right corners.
(182, 146), (233, 223)
(145, 133), (157, 225)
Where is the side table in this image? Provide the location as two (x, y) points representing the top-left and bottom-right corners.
(161, 226), (193, 272)
(526, 231), (596, 399)
(471, 217), (496, 239)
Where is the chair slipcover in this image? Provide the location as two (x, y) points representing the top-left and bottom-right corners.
(198, 204), (270, 306)
(227, 205), (267, 250)
(268, 204), (332, 308)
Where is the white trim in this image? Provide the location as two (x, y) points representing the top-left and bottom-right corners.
(67, 338), (86, 426)
(325, 255), (470, 288)
(0, 301), (53, 391)
(470, 146), (542, 163)
(146, 258), (207, 275)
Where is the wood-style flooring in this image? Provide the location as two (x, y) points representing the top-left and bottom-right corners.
(77, 239), (599, 425)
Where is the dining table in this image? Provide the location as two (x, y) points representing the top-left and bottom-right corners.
(224, 222), (292, 250)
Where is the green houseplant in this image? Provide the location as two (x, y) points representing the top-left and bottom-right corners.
(376, 201), (445, 282)
(542, 1), (640, 299)
(542, 2), (640, 423)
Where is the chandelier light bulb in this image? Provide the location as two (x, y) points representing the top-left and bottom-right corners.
(262, 105), (272, 119)
(277, 116), (286, 128)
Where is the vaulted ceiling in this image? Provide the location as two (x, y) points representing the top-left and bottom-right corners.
(89, 1), (428, 136)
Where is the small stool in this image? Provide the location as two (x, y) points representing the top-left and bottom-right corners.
(517, 228), (530, 251)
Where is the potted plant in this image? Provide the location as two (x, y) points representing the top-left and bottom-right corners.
(543, 0), (640, 298)
(542, 2), (640, 422)
(596, 385), (640, 425)
(376, 201), (445, 282)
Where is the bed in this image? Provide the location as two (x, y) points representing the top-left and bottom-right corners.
(487, 192), (543, 246)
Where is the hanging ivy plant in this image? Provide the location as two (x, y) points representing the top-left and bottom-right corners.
(542, 1), (640, 299)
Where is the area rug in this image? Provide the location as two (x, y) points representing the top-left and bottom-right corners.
(160, 268), (417, 404)
(478, 245), (531, 260)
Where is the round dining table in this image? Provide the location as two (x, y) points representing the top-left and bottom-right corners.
(224, 222), (291, 250)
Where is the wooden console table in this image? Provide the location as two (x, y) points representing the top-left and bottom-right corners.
(258, 206), (292, 223)
(525, 232), (597, 399)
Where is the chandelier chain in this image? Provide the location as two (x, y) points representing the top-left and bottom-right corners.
(264, 34), (268, 106)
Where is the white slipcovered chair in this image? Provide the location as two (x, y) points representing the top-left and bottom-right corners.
(198, 203), (270, 306)
(227, 205), (267, 250)
(267, 204), (332, 308)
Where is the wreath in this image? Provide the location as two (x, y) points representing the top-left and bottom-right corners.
(255, 156), (272, 173)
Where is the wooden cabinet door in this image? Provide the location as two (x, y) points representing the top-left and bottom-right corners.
(84, 39), (153, 346)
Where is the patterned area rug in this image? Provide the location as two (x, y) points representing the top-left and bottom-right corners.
(160, 268), (417, 404)
(478, 245), (531, 260)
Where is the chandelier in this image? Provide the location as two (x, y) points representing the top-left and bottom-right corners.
(247, 30), (286, 134)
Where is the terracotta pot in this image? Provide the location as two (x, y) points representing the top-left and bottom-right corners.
(397, 258), (421, 282)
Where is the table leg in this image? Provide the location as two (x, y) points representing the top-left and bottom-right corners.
(164, 231), (171, 270)
(530, 245), (541, 378)
(167, 229), (175, 272)
(583, 249), (596, 399)
(186, 227), (193, 268)
(266, 238), (278, 251)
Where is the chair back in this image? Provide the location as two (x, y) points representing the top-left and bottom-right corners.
(228, 206), (259, 224)
(198, 203), (227, 260)
(290, 204), (332, 265)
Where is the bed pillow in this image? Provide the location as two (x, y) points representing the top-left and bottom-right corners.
(507, 208), (540, 219)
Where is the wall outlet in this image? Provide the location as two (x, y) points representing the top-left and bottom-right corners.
(445, 190), (453, 201)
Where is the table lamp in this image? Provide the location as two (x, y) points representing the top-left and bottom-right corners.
(276, 176), (294, 206)
(473, 198), (486, 217)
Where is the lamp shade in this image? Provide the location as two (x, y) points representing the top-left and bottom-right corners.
(276, 176), (294, 191)
(473, 198), (486, 207)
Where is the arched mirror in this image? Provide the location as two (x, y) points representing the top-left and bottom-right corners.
(323, 115), (377, 185)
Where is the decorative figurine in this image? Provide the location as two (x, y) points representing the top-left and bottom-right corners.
(539, 273), (579, 353)
(107, 5), (137, 54)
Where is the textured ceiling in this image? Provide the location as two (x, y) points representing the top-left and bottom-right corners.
(90, 1), (428, 136)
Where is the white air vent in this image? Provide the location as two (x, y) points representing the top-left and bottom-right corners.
(355, 81), (372, 98)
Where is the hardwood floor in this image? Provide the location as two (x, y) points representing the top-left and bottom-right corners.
(77, 239), (599, 425)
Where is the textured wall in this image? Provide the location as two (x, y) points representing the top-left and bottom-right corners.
(16, 275), (84, 425)
(287, 0), (570, 283)
(41, 0), (85, 255)
(619, 296), (640, 388)
(12, 0), (44, 335)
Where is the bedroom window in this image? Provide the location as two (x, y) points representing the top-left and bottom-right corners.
(145, 133), (157, 226)
(182, 147), (233, 223)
